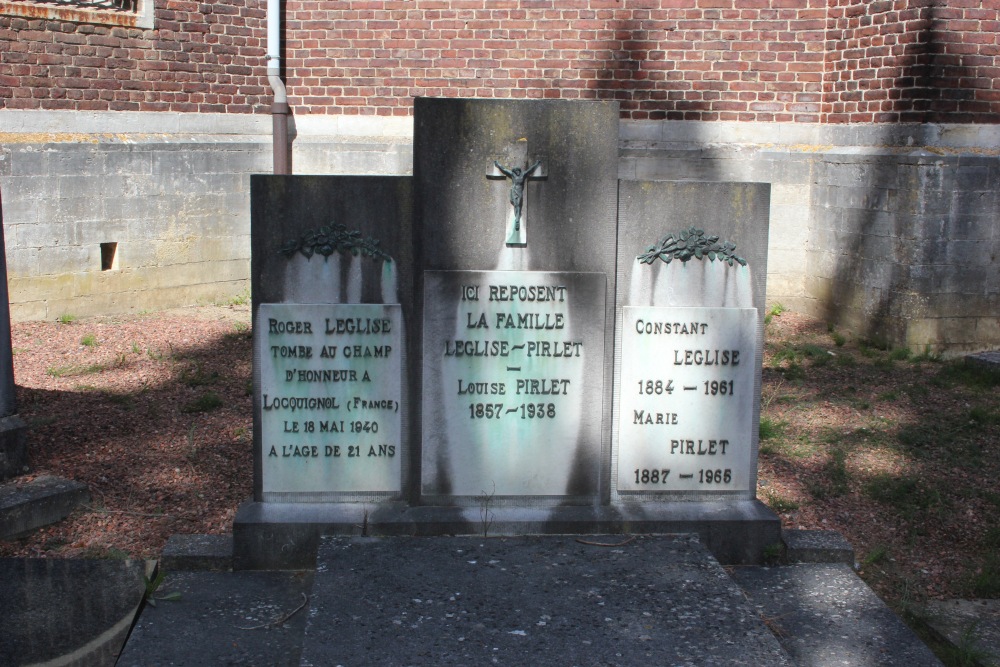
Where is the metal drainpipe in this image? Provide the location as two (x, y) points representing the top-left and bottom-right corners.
(267, 0), (290, 175)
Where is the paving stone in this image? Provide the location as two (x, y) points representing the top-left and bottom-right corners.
(966, 351), (1000, 373)
(925, 599), (1000, 667)
(117, 570), (314, 667)
(732, 563), (943, 667)
(300, 534), (792, 667)
(160, 533), (233, 572)
(783, 529), (855, 565)
(0, 475), (89, 539)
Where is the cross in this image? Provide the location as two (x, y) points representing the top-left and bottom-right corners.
(487, 146), (547, 247)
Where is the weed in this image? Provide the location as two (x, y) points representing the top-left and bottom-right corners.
(877, 390), (899, 402)
(889, 347), (911, 362)
(759, 416), (787, 443)
(761, 487), (799, 513)
(131, 342), (142, 355)
(780, 362), (806, 381)
(143, 569), (182, 607)
(910, 347), (941, 363)
(80, 333), (98, 347)
(762, 542), (785, 565)
(831, 331), (847, 347)
(180, 392), (223, 413)
(178, 361), (219, 388)
(103, 391), (133, 407)
(806, 448), (851, 500)
(27, 416), (58, 428)
(858, 341), (878, 359)
(186, 424), (198, 459)
(864, 474), (941, 519)
(836, 352), (857, 367)
(935, 363), (1000, 390)
(57, 314), (77, 324)
(46, 363), (107, 378)
(862, 544), (888, 566)
(227, 290), (250, 307)
(969, 554), (1000, 598)
(968, 405), (998, 426)
(478, 482), (496, 538)
(764, 303), (786, 325)
(233, 321), (249, 333)
(147, 348), (164, 361)
(983, 527), (1000, 550)
(904, 383), (929, 400)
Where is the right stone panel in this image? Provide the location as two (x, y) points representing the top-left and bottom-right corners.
(615, 180), (771, 502)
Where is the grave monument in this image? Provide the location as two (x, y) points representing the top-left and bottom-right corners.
(236, 99), (778, 568)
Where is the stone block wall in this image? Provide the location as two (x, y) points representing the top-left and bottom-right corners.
(0, 111), (997, 354)
(621, 120), (1000, 354)
(0, 111), (415, 321)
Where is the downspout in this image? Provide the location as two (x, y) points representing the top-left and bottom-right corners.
(267, 0), (290, 174)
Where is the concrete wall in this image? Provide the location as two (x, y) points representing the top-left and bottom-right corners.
(1, 109), (997, 354)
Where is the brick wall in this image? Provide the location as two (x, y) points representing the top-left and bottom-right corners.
(0, 0), (269, 112)
(825, 0), (1000, 123)
(283, 0), (830, 121)
(1, 1), (998, 118)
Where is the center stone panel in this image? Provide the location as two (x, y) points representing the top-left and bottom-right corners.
(422, 271), (606, 500)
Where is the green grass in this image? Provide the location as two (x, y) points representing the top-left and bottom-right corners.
(862, 544), (889, 567)
(864, 474), (942, 520)
(80, 333), (98, 347)
(46, 363), (108, 378)
(889, 347), (911, 361)
(180, 392), (223, 413)
(761, 487), (799, 513)
(764, 303), (786, 326)
(968, 554), (1000, 598)
(57, 314), (77, 325)
(759, 416), (786, 442)
(178, 362), (219, 388)
(806, 448), (851, 500)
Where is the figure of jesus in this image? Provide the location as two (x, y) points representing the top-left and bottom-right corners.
(494, 160), (542, 231)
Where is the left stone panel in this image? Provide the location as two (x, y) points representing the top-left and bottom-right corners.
(250, 175), (415, 503)
(259, 303), (402, 499)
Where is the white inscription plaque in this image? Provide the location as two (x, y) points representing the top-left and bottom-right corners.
(422, 271), (606, 498)
(258, 303), (402, 496)
(618, 306), (756, 492)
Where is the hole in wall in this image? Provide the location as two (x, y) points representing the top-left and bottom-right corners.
(100, 242), (118, 271)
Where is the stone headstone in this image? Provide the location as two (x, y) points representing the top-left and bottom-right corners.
(0, 185), (26, 481)
(614, 181), (771, 500)
(238, 99), (779, 568)
(250, 176), (413, 502)
(414, 99), (620, 504)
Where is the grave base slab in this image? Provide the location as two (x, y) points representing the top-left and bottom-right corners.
(232, 499), (780, 570)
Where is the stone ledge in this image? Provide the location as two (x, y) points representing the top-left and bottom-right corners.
(161, 534), (233, 572)
(966, 350), (1000, 373)
(782, 528), (855, 565)
(0, 415), (26, 482)
(0, 475), (89, 540)
(233, 499), (781, 570)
